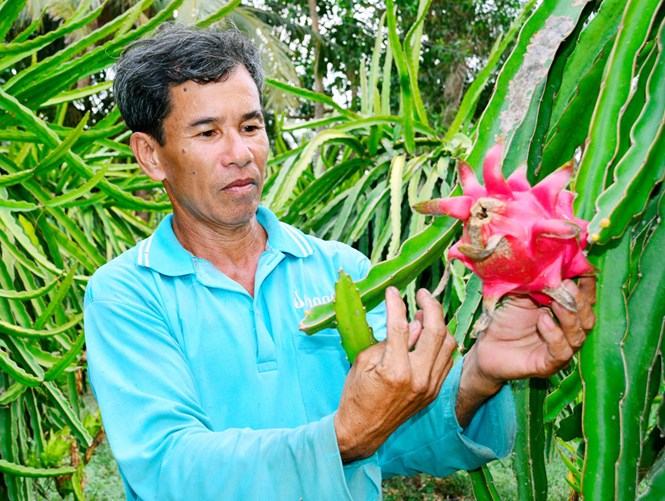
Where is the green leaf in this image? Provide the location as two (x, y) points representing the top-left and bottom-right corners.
(574, 0), (662, 219)
(385, 0), (415, 154)
(0, 458), (76, 478)
(544, 368), (581, 423)
(0, 88), (171, 211)
(403, 0), (432, 127)
(466, 0), (591, 172)
(329, 164), (386, 242)
(281, 115), (345, 132)
(0, 199), (38, 212)
(367, 13), (386, 117)
(615, 197), (665, 499)
(0, 314), (82, 339)
(445, 0), (538, 142)
(35, 113), (90, 175)
(502, 80), (547, 175)
(24, 389), (45, 462)
(10, 15), (39, 43)
(452, 274), (482, 345)
(34, 267), (77, 329)
(265, 130), (354, 211)
(0, 1), (105, 70)
(513, 378), (548, 500)
(346, 183), (390, 244)
(587, 21), (665, 244)
(0, 211), (61, 275)
(638, 449), (665, 500)
(40, 81), (113, 108)
(301, 216), (458, 334)
(266, 79), (358, 119)
(44, 164), (109, 208)
(381, 32), (394, 115)
(12, 0), (182, 109)
(387, 155), (405, 258)
(0, 157), (107, 270)
(0, 0), (27, 41)
(44, 333), (85, 382)
(540, 0), (626, 174)
(0, 273), (61, 300)
(556, 440), (582, 490)
(468, 466), (501, 501)
(0, 382), (27, 405)
(0, 168), (35, 187)
(1, 336), (44, 383)
(43, 381), (92, 446)
(284, 158), (369, 222)
(0, 344), (43, 387)
(579, 235), (631, 499)
(2, 0), (152, 97)
(196, 0), (241, 28)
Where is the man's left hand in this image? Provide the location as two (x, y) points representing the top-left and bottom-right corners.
(456, 276), (596, 427)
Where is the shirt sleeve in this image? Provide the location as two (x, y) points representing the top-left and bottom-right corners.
(378, 357), (516, 477)
(84, 289), (364, 501)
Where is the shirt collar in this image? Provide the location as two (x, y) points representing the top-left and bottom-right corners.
(256, 206), (314, 258)
(137, 206), (312, 276)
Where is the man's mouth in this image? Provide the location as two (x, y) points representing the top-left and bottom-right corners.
(223, 178), (256, 192)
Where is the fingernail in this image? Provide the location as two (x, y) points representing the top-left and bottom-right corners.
(387, 286), (398, 296)
(563, 279), (578, 292)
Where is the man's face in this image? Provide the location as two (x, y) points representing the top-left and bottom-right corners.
(153, 66), (269, 229)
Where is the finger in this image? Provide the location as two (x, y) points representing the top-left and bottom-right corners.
(579, 307), (596, 332)
(428, 333), (457, 396)
(430, 355), (455, 401)
(550, 301), (586, 350)
(384, 286), (410, 357)
(407, 319), (423, 350)
(490, 295), (540, 329)
(578, 275), (597, 305)
(553, 281), (588, 349)
(563, 278), (593, 328)
(537, 312), (574, 370)
(351, 340), (385, 370)
(407, 310), (425, 349)
(553, 281), (582, 330)
(503, 295), (539, 310)
(412, 289), (447, 361)
(574, 278), (596, 330)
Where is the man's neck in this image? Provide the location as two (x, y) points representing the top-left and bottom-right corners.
(171, 211), (267, 295)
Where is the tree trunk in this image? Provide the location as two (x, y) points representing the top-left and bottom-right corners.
(308, 0), (324, 118)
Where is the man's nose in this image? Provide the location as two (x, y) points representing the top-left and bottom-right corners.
(220, 130), (253, 167)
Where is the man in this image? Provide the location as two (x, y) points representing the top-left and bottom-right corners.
(84, 24), (595, 500)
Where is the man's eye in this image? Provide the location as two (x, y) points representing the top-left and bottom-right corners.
(198, 130), (216, 137)
(243, 124), (262, 133)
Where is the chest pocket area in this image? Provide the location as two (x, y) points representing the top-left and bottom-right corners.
(295, 327), (344, 353)
(294, 327), (348, 418)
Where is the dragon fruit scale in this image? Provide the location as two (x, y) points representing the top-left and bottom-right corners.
(414, 143), (593, 317)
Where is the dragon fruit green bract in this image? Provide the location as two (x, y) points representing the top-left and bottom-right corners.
(414, 143), (593, 317)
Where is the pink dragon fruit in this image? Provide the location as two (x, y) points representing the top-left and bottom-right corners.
(414, 143), (593, 316)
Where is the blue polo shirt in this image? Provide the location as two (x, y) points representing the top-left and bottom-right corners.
(84, 206), (515, 500)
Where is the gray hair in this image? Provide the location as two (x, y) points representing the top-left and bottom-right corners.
(113, 24), (264, 145)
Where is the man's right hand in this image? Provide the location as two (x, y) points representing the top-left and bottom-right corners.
(334, 287), (457, 462)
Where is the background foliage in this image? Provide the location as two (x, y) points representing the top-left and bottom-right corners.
(0, 0), (663, 499)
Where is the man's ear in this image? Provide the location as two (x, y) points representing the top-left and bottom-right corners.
(130, 132), (166, 181)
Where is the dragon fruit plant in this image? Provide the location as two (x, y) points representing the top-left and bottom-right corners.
(414, 143), (593, 328)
